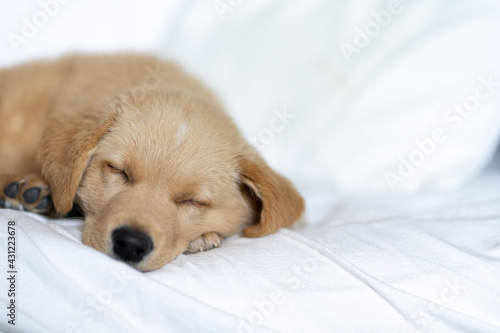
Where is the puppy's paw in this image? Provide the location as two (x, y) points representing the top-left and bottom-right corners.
(184, 232), (223, 254)
(0, 174), (52, 214)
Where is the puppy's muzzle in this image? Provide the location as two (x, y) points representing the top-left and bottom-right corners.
(112, 227), (153, 263)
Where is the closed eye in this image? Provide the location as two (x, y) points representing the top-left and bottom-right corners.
(177, 198), (209, 207)
(106, 163), (129, 183)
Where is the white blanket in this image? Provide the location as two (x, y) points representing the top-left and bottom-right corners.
(1, 1), (500, 332)
(1, 170), (500, 333)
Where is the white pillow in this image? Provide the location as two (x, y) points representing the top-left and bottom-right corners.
(158, 0), (500, 193)
(2, 0), (500, 193)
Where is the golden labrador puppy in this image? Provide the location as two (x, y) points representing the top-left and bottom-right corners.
(0, 54), (304, 271)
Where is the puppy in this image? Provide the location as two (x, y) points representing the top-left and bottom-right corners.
(0, 54), (304, 271)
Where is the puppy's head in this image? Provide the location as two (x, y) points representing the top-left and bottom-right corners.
(39, 90), (304, 271)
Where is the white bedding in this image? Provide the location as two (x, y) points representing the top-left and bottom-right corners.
(1, 1), (500, 332)
(2, 0), (500, 193)
(1, 170), (500, 332)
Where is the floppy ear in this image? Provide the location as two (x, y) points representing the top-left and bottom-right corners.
(239, 153), (305, 238)
(37, 107), (117, 214)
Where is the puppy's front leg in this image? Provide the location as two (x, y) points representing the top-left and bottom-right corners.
(0, 174), (52, 214)
(184, 232), (223, 254)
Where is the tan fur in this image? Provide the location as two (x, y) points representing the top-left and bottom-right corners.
(0, 54), (304, 271)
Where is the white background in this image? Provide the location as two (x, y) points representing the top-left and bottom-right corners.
(1, 0), (500, 194)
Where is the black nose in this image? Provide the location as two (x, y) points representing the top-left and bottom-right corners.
(112, 227), (153, 263)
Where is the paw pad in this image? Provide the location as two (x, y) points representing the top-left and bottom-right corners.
(1, 175), (52, 214)
(3, 182), (19, 199)
(22, 187), (41, 204)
